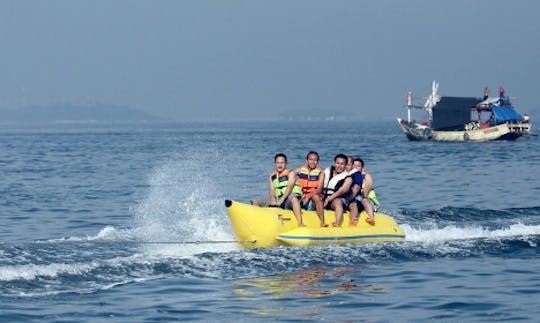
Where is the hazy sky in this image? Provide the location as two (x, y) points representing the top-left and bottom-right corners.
(1, 0), (539, 121)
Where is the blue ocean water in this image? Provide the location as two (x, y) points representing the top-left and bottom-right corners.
(1, 121), (539, 322)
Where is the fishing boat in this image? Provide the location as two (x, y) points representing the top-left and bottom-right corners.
(224, 200), (405, 249)
(397, 81), (531, 142)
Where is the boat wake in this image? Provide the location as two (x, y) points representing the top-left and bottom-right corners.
(403, 222), (540, 243)
(1, 157), (538, 298)
(1, 209), (538, 298)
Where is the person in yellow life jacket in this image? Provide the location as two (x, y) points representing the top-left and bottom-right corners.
(267, 153), (305, 227)
(291, 151), (327, 227)
(323, 153), (354, 227)
(349, 158), (379, 225)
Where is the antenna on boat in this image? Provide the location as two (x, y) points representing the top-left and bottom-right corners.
(406, 91), (412, 122)
(424, 80), (440, 109)
(423, 80), (440, 122)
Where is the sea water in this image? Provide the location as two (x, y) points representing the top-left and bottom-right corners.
(0, 121), (539, 322)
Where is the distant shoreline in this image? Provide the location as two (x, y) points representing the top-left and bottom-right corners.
(1, 103), (162, 123)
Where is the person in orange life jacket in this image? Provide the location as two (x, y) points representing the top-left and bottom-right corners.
(291, 151), (328, 227)
(267, 153), (305, 227)
(323, 153), (353, 227)
(348, 158), (376, 225)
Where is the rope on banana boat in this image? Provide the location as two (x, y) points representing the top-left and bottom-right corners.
(0, 239), (257, 246)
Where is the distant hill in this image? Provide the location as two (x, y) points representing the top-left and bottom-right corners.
(277, 108), (359, 121)
(1, 103), (163, 124)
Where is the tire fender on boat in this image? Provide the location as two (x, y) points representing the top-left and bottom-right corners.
(424, 128), (432, 139)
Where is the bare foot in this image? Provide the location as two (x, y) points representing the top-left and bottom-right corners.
(365, 217), (375, 225)
(349, 218), (359, 226)
(321, 223), (329, 227)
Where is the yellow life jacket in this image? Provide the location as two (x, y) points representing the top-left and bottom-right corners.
(271, 169), (302, 198)
(362, 181), (380, 208)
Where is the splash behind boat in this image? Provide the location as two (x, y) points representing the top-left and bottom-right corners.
(224, 200), (405, 249)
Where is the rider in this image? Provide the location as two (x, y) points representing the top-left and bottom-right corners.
(268, 153), (305, 227)
(292, 151), (327, 227)
(323, 153), (353, 227)
(349, 158), (379, 225)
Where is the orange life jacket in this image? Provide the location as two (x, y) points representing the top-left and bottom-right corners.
(297, 166), (323, 198)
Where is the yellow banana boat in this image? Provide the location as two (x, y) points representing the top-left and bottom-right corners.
(225, 200), (405, 249)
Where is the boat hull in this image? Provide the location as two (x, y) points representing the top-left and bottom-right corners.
(224, 200), (405, 249)
(397, 118), (530, 142)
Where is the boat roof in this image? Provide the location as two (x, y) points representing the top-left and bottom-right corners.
(492, 106), (524, 123)
(431, 96), (480, 131)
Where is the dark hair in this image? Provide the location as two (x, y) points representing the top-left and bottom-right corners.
(306, 151), (319, 161)
(353, 158), (365, 168)
(274, 153), (287, 162)
(334, 153), (347, 162)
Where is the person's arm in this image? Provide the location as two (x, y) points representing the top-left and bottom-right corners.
(313, 170), (325, 197)
(334, 177), (353, 198)
(350, 173), (363, 201)
(324, 177), (352, 205)
(268, 173), (278, 205)
(350, 184), (361, 202)
(362, 173), (373, 198)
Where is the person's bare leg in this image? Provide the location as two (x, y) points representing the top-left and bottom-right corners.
(291, 197), (305, 227)
(348, 201), (359, 226)
(312, 196), (327, 227)
(332, 199), (344, 227)
(362, 198), (375, 225)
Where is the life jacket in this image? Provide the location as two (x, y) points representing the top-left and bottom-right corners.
(297, 166), (323, 198)
(363, 184), (381, 208)
(348, 168), (381, 208)
(323, 167), (350, 198)
(271, 169), (302, 198)
(357, 172), (380, 208)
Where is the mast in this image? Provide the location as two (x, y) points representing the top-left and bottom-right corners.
(406, 91), (412, 122)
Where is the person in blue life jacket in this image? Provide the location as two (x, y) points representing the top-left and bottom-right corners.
(323, 153), (353, 227)
(260, 153), (305, 227)
(344, 156), (363, 226)
(348, 158), (379, 225)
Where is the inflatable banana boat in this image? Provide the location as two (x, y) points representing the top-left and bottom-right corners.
(225, 200), (405, 249)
